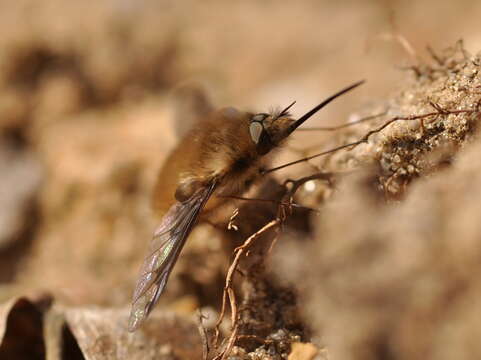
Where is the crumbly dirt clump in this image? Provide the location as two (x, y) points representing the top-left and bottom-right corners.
(275, 46), (481, 360)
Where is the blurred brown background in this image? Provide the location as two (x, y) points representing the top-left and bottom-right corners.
(0, 0), (480, 358)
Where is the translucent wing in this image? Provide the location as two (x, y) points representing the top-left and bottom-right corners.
(128, 180), (217, 331)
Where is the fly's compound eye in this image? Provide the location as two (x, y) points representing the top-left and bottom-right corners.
(249, 121), (263, 144)
(249, 113), (269, 144)
(249, 113), (272, 155)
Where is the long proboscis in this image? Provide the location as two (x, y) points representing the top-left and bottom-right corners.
(285, 80), (365, 136)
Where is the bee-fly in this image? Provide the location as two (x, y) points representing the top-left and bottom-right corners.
(128, 80), (364, 331)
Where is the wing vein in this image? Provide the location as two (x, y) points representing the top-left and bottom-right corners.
(128, 180), (218, 331)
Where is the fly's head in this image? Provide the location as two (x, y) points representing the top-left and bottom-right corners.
(248, 101), (297, 156)
(248, 80), (365, 157)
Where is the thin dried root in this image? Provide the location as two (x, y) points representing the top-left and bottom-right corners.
(265, 100), (481, 174)
(212, 219), (281, 359)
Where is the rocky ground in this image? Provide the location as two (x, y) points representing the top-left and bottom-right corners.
(1, 1), (481, 359)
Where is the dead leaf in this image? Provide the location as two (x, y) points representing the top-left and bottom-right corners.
(0, 297), (46, 360)
(64, 307), (202, 360)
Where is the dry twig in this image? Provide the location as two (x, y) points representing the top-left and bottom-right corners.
(197, 310), (210, 360)
(264, 100), (481, 174)
(212, 219), (281, 360)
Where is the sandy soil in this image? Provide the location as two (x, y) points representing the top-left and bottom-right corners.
(0, 1), (481, 359)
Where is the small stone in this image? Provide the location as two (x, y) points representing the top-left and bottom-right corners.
(288, 342), (319, 360)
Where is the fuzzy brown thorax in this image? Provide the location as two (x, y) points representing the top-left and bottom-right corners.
(152, 107), (295, 217)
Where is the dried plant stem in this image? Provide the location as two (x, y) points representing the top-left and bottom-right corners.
(212, 219), (281, 360)
(265, 102), (481, 174)
(197, 310), (210, 360)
